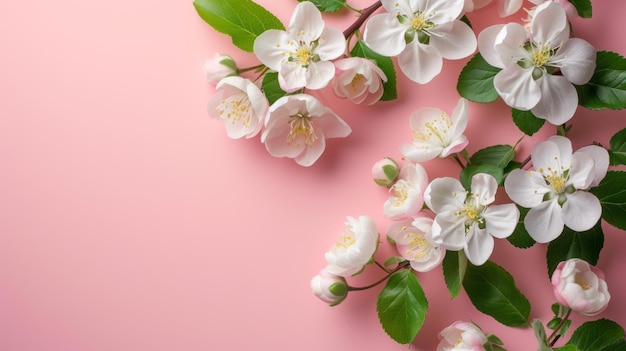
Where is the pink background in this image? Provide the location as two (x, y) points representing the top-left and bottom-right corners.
(2, 0), (626, 350)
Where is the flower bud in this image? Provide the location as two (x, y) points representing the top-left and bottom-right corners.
(372, 157), (399, 187)
(437, 321), (487, 351)
(551, 258), (611, 316)
(333, 57), (387, 105)
(310, 270), (348, 306)
(203, 53), (238, 85)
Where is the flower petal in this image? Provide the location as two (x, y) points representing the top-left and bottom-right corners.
(279, 61), (309, 92)
(363, 14), (408, 57)
(400, 142), (443, 162)
(464, 226), (494, 265)
(562, 191), (602, 232)
(470, 173), (498, 206)
(493, 23), (529, 67)
(533, 135), (572, 172)
(398, 41), (443, 84)
(315, 27), (346, 61)
(305, 60), (336, 90)
(253, 30), (290, 71)
(294, 133), (326, 167)
(430, 20), (477, 60)
(478, 24), (506, 68)
(494, 65), (541, 110)
(497, 0), (523, 17)
(524, 199), (564, 243)
(483, 203), (519, 238)
(424, 177), (466, 213)
(427, 0), (465, 24)
(530, 2), (569, 45)
(568, 151), (595, 190)
(575, 145), (609, 187)
(553, 38), (596, 85)
(288, 1), (324, 42)
(504, 169), (550, 207)
(449, 98), (469, 141)
(432, 212), (466, 250)
(531, 74), (578, 125)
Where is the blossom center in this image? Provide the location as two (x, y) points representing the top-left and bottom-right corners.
(350, 74), (364, 93)
(292, 46), (312, 66)
(335, 231), (356, 249)
(216, 93), (252, 127)
(411, 12), (434, 32)
(405, 232), (429, 259)
(575, 274), (591, 290)
(287, 112), (318, 147)
(538, 166), (568, 193)
(532, 45), (552, 67)
(413, 112), (452, 146)
(391, 180), (410, 207)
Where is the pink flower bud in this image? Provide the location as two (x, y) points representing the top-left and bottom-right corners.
(552, 258), (611, 316)
(310, 269), (348, 306)
(372, 157), (399, 187)
(437, 321), (487, 351)
(203, 53), (237, 85)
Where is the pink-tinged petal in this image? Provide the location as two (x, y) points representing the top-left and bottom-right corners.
(464, 226), (494, 266)
(440, 137), (468, 158)
(530, 2), (569, 45)
(568, 152), (595, 190)
(470, 173), (498, 206)
(504, 169), (550, 207)
(553, 38), (596, 85)
(562, 191), (602, 231)
(305, 60), (336, 90)
(532, 136), (571, 173)
(316, 27), (346, 61)
(575, 145), (609, 187)
(424, 177), (466, 213)
(253, 30), (290, 71)
(430, 20), (477, 60)
(493, 23), (529, 67)
(279, 61), (309, 92)
(400, 143), (443, 162)
(494, 65), (541, 110)
(497, 0), (523, 17)
(532, 74), (578, 125)
(427, 0), (465, 24)
(294, 133), (326, 167)
(398, 42), (443, 84)
(478, 24), (506, 68)
(432, 212), (466, 250)
(288, 1), (324, 42)
(525, 199), (564, 243)
(483, 203), (519, 238)
(449, 98), (469, 140)
(363, 14), (408, 57)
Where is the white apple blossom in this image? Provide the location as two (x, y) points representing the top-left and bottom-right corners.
(207, 76), (268, 139)
(332, 57), (387, 105)
(253, 1), (346, 92)
(325, 215), (379, 277)
(424, 173), (519, 266)
(383, 162), (429, 220)
(261, 94), (351, 167)
(400, 98), (469, 162)
(464, 0), (523, 17)
(311, 269), (348, 306)
(528, 0), (578, 20)
(478, 2), (596, 125)
(437, 321), (488, 351)
(203, 53), (237, 85)
(363, 0), (477, 84)
(552, 259), (611, 316)
(504, 136), (608, 243)
(387, 216), (444, 272)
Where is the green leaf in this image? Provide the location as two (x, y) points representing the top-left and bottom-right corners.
(193, 0), (285, 52)
(377, 270), (428, 344)
(533, 319), (553, 351)
(546, 220), (604, 277)
(457, 53), (501, 103)
(442, 250), (467, 299)
(589, 171), (626, 230)
(567, 0), (592, 18)
(470, 145), (515, 169)
(577, 51), (626, 110)
(555, 345), (578, 351)
(351, 41), (397, 101)
(463, 261), (530, 327)
(609, 127), (626, 166)
(564, 319), (625, 351)
(600, 340), (626, 351)
(547, 318), (563, 330)
(460, 165), (504, 190)
(512, 109), (545, 136)
(261, 72), (289, 105)
(298, 0), (346, 12)
(507, 206), (536, 249)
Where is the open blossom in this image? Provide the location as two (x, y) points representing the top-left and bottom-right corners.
(387, 217), (444, 272)
(552, 259), (611, 316)
(333, 57), (387, 105)
(253, 1), (345, 92)
(437, 321), (487, 351)
(504, 136), (609, 243)
(464, 0), (522, 17)
(203, 53), (237, 85)
(325, 216), (379, 277)
(261, 94), (351, 167)
(478, 2), (596, 125)
(311, 269), (348, 306)
(363, 0), (476, 84)
(528, 0), (578, 19)
(207, 76), (268, 139)
(372, 157), (399, 187)
(425, 173), (519, 266)
(383, 162), (429, 220)
(400, 98), (469, 162)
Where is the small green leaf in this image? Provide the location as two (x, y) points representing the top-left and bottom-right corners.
(487, 334), (504, 345)
(460, 165), (504, 190)
(377, 270), (428, 344)
(457, 53), (501, 103)
(463, 261), (531, 327)
(564, 319), (625, 351)
(546, 220), (604, 277)
(298, 0), (346, 12)
(609, 127), (626, 166)
(193, 0), (285, 52)
(567, 0), (592, 18)
(351, 41), (397, 101)
(512, 109), (545, 136)
(577, 51), (626, 110)
(552, 303), (562, 315)
(384, 256), (404, 266)
(470, 145), (515, 169)
(533, 319), (553, 351)
(507, 206), (536, 249)
(589, 171), (626, 230)
(548, 318), (563, 330)
(442, 250), (467, 299)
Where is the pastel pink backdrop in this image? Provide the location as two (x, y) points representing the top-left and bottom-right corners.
(1, 0), (625, 350)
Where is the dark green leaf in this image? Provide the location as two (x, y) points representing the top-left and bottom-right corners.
(442, 250), (467, 299)
(377, 270), (428, 344)
(600, 340), (626, 351)
(298, 0), (346, 12)
(463, 261), (530, 327)
(512, 109), (545, 136)
(351, 40), (397, 101)
(470, 145), (515, 169)
(507, 206), (536, 249)
(546, 220), (604, 277)
(564, 319), (625, 351)
(589, 171), (626, 230)
(609, 127), (626, 166)
(503, 161), (522, 175)
(567, 0), (592, 18)
(460, 165), (504, 190)
(555, 345), (578, 351)
(193, 0), (285, 52)
(457, 53), (501, 103)
(261, 72), (289, 105)
(577, 51), (626, 110)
